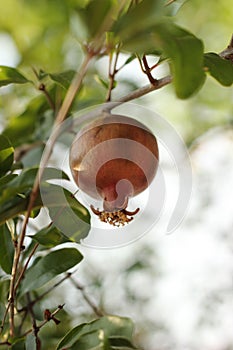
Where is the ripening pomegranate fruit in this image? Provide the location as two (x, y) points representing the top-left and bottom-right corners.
(69, 113), (159, 226)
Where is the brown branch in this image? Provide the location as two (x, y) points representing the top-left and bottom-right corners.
(8, 52), (94, 337)
(219, 34), (233, 62)
(106, 46), (120, 102)
(142, 55), (158, 85)
(18, 273), (72, 314)
(70, 277), (104, 317)
(55, 52), (93, 125)
(116, 75), (172, 104)
(14, 243), (39, 292)
(27, 293), (41, 350)
(23, 304), (65, 337)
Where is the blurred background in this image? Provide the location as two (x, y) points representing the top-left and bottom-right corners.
(0, 1), (233, 349)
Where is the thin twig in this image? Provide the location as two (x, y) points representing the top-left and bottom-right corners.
(30, 273), (72, 306)
(14, 243), (39, 292)
(55, 52), (93, 125)
(18, 272), (73, 313)
(219, 34), (233, 62)
(106, 46), (120, 101)
(142, 55), (158, 85)
(165, 0), (177, 6)
(39, 83), (56, 111)
(115, 75), (172, 105)
(70, 277), (104, 317)
(23, 304), (65, 337)
(27, 293), (41, 350)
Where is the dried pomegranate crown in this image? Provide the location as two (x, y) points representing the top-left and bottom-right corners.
(90, 205), (140, 227)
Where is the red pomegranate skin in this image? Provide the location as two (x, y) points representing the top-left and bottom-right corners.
(69, 114), (159, 213)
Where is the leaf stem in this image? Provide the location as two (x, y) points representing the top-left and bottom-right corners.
(38, 83), (56, 111)
(106, 45), (120, 102)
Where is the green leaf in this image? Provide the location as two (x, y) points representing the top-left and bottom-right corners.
(152, 21), (206, 98)
(20, 248), (83, 293)
(2, 95), (49, 147)
(56, 315), (134, 350)
(0, 135), (14, 177)
(204, 52), (233, 86)
(41, 183), (91, 242)
(30, 224), (72, 248)
(11, 338), (26, 350)
(0, 224), (14, 274)
(0, 182), (90, 240)
(0, 174), (17, 187)
(164, 0), (187, 16)
(118, 17), (205, 98)
(26, 333), (37, 350)
(109, 336), (137, 349)
(78, 0), (118, 39)
(70, 330), (109, 350)
(0, 66), (29, 87)
(0, 276), (10, 303)
(0, 167), (69, 205)
(49, 70), (76, 89)
(113, 0), (163, 40)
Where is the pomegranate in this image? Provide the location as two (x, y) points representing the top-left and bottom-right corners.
(69, 113), (159, 226)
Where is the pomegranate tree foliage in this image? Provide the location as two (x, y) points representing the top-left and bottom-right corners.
(0, 0), (232, 349)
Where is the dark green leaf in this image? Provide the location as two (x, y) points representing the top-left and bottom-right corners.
(0, 224), (14, 274)
(164, 0), (187, 16)
(118, 17), (205, 98)
(204, 52), (233, 86)
(109, 336), (137, 349)
(2, 95), (49, 147)
(41, 183), (91, 242)
(49, 70), (76, 89)
(26, 333), (37, 350)
(113, 0), (163, 40)
(0, 174), (17, 187)
(0, 167), (69, 205)
(0, 182), (90, 239)
(0, 168), (70, 225)
(11, 338), (26, 350)
(0, 276), (10, 303)
(56, 315), (134, 350)
(70, 330), (109, 350)
(0, 66), (29, 87)
(78, 0), (118, 39)
(30, 224), (72, 248)
(20, 248), (83, 293)
(152, 21), (206, 98)
(0, 135), (14, 177)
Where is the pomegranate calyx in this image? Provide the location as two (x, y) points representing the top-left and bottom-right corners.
(90, 205), (139, 227)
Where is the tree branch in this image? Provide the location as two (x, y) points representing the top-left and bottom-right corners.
(8, 52), (94, 337)
(70, 277), (104, 317)
(27, 293), (41, 350)
(113, 75), (172, 107)
(219, 34), (233, 62)
(23, 304), (65, 337)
